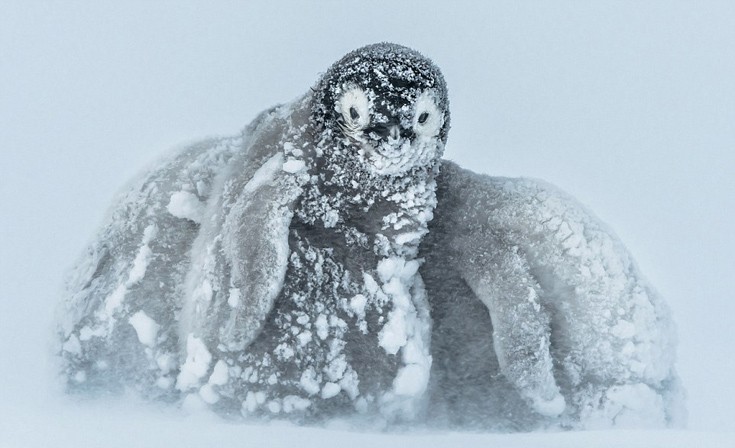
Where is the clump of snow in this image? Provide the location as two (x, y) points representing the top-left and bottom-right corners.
(282, 158), (305, 173)
(243, 391), (268, 414)
(299, 368), (321, 396)
(126, 245), (152, 286)
(167, 191), (205, 223)
(127, 225), (157, 286)
(373, 256), (433, 419)
(363, 273), (379, 294)
(297, 330), (313, 346)
(209, 360), (229, 386)
(531, 394), (566, 418)
(378, 309), (408, 355)
(321, 382), (341, 399)
(392, 363), (427, 397)
(227, 288), (241, 308)
(274, 343), (295, 360)
(349, 294), (367, 318)
(267, 401), (282, 413)
(176, 334), (213, 390)
(315, 314), (329, 340)
(128, 311), (159, 347)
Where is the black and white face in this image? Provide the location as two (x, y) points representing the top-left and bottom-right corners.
(314, 43), (450, 176)
(334, 85), (446, 175)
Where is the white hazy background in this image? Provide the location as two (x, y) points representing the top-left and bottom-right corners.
(1, 1), (733, 446)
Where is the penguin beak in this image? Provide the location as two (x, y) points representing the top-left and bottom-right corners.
(388, 124), (400, 142)
(365, 119), (414, 144)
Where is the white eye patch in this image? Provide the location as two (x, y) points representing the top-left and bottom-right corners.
(413, 90), (443, 138)
(336, 87), (370, 130)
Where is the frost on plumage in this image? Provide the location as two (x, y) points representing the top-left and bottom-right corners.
(421, 162), (684, 430)
(55, 42), (682, 432)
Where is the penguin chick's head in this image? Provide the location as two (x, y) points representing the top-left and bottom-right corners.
(312, 43), (450, 176)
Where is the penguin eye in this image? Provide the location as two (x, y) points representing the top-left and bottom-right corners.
(413, 90), (443, 137)
(336, 87), (370, 130)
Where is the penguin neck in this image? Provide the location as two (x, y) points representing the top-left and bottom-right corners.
(294, 141), (438, 260)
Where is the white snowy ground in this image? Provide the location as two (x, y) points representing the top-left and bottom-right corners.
(1, 1), (734, 447)
(3, 401), (733, 448)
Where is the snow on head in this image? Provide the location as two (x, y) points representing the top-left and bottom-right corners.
(311, 42), (449, 176)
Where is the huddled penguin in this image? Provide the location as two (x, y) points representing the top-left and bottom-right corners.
(58, 43), (449, 423)
(421, 164), (685, 430)
(57, 42), (683, 430)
